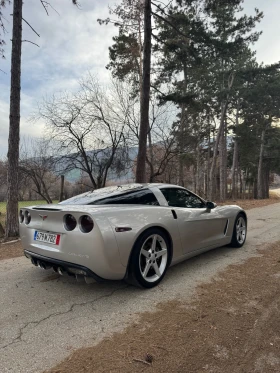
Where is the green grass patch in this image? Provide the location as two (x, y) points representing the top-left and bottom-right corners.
(0, 201), (59, 226)
(0, 200), (57, 211)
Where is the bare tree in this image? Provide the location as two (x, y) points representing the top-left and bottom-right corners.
(19, 138), (58, 204)
(140, 101), (178, 182)
(37, 75), (128, 189)
(0, 0), (11, 59)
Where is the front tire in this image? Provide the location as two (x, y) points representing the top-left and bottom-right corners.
(230, 213), (247, 248)
(126, 228), (170, 288)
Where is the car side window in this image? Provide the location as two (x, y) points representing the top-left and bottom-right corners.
(88, 189), (159, 206)
(160, 188), (205, 208)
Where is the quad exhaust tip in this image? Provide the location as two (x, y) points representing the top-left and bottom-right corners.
(31, 258), (38, 266)
(29, 256), (95, 283)
(37, 261), (51, 270)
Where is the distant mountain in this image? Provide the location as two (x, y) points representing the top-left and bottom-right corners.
(54, 146), (138, 183)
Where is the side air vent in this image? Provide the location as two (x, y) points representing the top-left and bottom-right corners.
(224, 219), (229, 235)
(171, 209), (177, 219)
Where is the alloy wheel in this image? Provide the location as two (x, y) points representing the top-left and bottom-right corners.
(236, 216), (246, 244)
(139, 234), (168, 283)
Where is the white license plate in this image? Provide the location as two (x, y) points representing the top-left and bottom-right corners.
(34, 231), (60, 245)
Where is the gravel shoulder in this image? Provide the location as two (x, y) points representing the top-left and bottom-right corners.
(0, 202), (280, 373)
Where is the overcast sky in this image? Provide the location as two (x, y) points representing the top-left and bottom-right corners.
(0, 0), (279, 157)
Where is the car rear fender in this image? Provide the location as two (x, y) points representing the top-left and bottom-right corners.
(105, 207), (182, 268)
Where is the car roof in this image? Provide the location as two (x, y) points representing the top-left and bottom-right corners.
(59, 183), (183, 205)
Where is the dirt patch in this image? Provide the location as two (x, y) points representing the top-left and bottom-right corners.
(0, 240), (24, 261)
(47, 242), (280, 373)
(220, 197), (280, 210)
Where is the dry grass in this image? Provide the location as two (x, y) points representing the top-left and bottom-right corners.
(0, 200), (58, 229)
(0, 240), (23, 261)
(219, 191), (280, 211)
(46, 241), (280, 373)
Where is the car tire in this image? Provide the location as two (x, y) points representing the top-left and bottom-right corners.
(230, 213), (247, 248)
(126, 228), (171, 288)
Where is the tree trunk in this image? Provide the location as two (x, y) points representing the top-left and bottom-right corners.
(257, 129), (265, 199)
(253, 179), (257, 199)
(147, 130), (154, 182)
(195, 145), (200, 195)
(219, 120), (227, 202)
(224, 118), (228, 198)
(0, 222), (5, 238)
(239, 169), (243, 198)
(263, 164), (270, 199)
(59, 175), (65, 202)
(135, 0), (151, 183)
(205, 114), (211, 198)
(41, 178), (53, 204)
(232, 140), (238, 199)
(232, 100), (240, 200)
(209, 102), (227, 200)
(178, 105), (186, 187)
(178, 63), (188, 187)
(5, 0), (23, 238)
(192, 166), (196, 193)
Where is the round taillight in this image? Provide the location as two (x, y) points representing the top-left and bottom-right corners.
(24, 211), (31, 225)
(79, 215), (94, 233)
(64, 214), (77, 231)
(19, 210), (24, 224)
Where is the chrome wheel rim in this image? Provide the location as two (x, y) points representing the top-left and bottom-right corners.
(139, 234), (168, 283)
(236, 217), (246, 244)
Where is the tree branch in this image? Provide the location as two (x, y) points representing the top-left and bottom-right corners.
(21, 17), (40, 37)
(22, 40), (40, 47)
(39, 1), (60, 16)
(40, 0), (49, 15)
(151, 10), (190, 41)
(152, 0), (173, 12)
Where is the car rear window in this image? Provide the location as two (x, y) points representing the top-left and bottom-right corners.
(88, 189), (159, 206)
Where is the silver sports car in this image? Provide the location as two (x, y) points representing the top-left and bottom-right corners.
(20, 183), (247, 288)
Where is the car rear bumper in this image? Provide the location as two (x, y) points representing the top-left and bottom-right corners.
(20, 212), (127, 280)
(24, 250), (107, 282)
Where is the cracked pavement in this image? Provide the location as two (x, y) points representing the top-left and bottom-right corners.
(1, 203), (280, 373)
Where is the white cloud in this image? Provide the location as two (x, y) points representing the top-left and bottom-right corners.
(0, 0), (120, 155)
(1, 0), (280, 156)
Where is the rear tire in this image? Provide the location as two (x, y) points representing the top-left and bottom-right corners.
(230, 213), (247, 248)
(126, 228), (170, 288)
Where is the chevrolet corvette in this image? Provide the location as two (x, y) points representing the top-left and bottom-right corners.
(20, 183), (247, 288)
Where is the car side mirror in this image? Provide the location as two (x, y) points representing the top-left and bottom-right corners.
(206, 201), (216, 210)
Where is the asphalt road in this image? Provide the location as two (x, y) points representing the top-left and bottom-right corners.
(1, 203), (280, 373)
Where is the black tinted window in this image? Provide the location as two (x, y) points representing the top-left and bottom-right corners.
(89, 189), (159, 206)
(160, 188), (205, 208)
